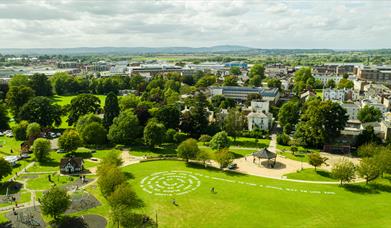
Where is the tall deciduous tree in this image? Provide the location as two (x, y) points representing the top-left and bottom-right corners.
(67, 94), (101, 126)
(58, 129), (82, 152)
(215, 148), (234, 169)
(33, 138), (51, 162)
(18, 96), (62, 127)
(29, 73), (52, 96)
(278, 99), (300, 134)
(210, 131), (230, 150)
(97, 165), (126, 197)
(41, 187), (71, 220)
(6, 85), (35, 115)
(357, 105), (382, 123)
(108, 110), (142, 144)
(224, 108), (245, 141)
(177, 138), (200, 162)
(0, 103), (10, 130)
(293, 67), (314, 94)
(26, 122), (41, 141)
(80, 122), (107, 145)
(103, 92), (120, 128)
(0, 157), (12, 182)
(294, 99), (348, 147)
(143, 120), (166, 148)
(357, 157), (380, 184)
(155, 105), (180, 129)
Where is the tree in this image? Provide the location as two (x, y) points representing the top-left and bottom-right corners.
(12, 120), (29, 140)
(103, 92), (120, 128)
(357, 105), (382, 123)
(267, 78), (282, 90)
(210, 131), (230, 150)
(134, 103), (151, 126)
(326, 79), (336, 88)
(177, 138), (200, 162)
(100, 150), (123, 167)
(278, 99), (300, 134)
(223, 75), (238, 86)
(357, 157), (380, 184)
(196, 149), (210, 167)
(215, 148), (234, 168)
(0, 157), (12, 182)
(293, 67), (313, 94)
(76, 113), (102, 133)
(67, 94), (101, 126)
(9, 74), (30, 87)
(277, 133), (290, 146)
(6, 85), (35, 115)
(97, 165), (126, 197)
(80, 122), (107, 145)
(155, 105), (180, 129)
(143, 120), (166, 147)
(374, 148), (391, 177)
(331, 159), (355, 185)
(337, 78), (354, 89)
(249, 74), (262, 87)
(18, 96), (62, 127)
(250, 64), (265, 78)
(33, 138), (51, 162)
(0, 103), (10, 130)
(29, 73), (52, 96)
(308, 152), (327, 171)
(355, 126), (382, 146)
(41, 187), (71, 220)
(224, 108), (245, 141)
(58, 129), (82, 152)
(294, 99), (348, 147)
(108, 110), (142, 144)
(26, 122), (41, 141)
(108, 183), (138, 209)
(358, 143), (378, 157)
(229, 66), (241, 76)
(119, 94), (140, 110)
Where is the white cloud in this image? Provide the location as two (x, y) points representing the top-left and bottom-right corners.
(0, 0), (390, 48)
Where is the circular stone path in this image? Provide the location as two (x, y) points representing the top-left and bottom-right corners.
(140, 171), (201, 196)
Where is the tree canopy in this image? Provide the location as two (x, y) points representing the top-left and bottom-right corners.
(18, 96), (62, 127)
(357, 105), (382, 123)
(67, 94), (101, 126)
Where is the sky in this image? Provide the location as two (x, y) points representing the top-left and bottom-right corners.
(0, 0), (390, 49)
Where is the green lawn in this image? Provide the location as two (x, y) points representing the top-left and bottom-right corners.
(120, 160), (391, 227)
(285, 168), (338, 182)
(24, 174), (76, 190)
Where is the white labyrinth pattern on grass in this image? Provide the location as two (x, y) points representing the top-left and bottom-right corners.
(140, 171), (201, 196)
(140, 171), (336, 196)
(192, 173), (336, 195)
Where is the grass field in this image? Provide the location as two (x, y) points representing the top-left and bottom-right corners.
(285, 168), (337, 182)
(121, 160), (391, 227)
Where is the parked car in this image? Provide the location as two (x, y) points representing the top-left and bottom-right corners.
(20, 153), (30, 159)
(227, 163), (237, 170)
(56, 149), (65, 153)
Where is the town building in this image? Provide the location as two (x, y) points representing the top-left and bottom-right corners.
(247, 112), (272, 131)
(355, 65), (391, 83)
(323, 88), (359, 102)
(341, 102), (361, 120)
(209, 86), (280, 103)
(60, 157), (84, 174)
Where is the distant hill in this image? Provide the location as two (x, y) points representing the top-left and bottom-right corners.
(0, 45), (255, 55)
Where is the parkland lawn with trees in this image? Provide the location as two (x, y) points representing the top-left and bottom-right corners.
(0, 63), (391, 227)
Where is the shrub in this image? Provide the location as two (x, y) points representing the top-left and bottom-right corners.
(277, 133), (290, 146)
(165, 129), (176, 143)
(174, 132), (189, 143)
(199, 134), (212, 142)
(210, 131), (230, 150)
